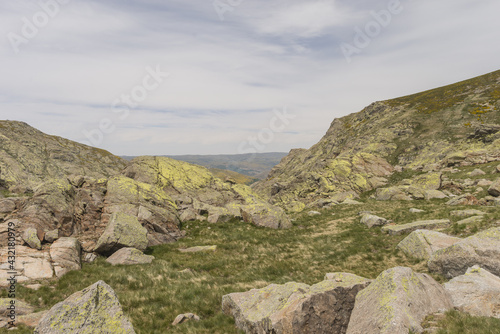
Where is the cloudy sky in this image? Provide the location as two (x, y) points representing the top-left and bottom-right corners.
(0, 0), (499, 156)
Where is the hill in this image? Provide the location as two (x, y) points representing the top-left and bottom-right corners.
(253, 70), (500, 211)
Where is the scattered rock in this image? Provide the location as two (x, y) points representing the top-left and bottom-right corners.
(424, 190), (448, 200)
(0, 199), (16, 215)
(49, 237), (82, 278)
(308, 211), (321, 216)
(172, 313), (201, 326)
(412, 172), (442, 191)
(106, 248), (154, 266)
(179, 246), (217, 253)
(456, 215), (484, 225)
(375, 187), (411, 201)
(450, 209), (486, 217)
(44, 229), (59, 243)
(444, 266), (500, 318)
(397, 230), (461, 261)
(83, 253), (98, 263)
(410, 208), (425, 213)
(382, 219), (451, 236)
(240, 204), (292, 229)
(428, 227), (500, 278)
(446, 194), (479, 206)
(179, 209), (197, 222)
(341, 198), (363, 205)
(469, 169), (486, 176)
(25, 284), (43, 291)
(94, 212), (149, 255)
(346, 267), (452, 334)
(477, 179), (493, 187)
(223, 274), (371, 334)
(360, 214), (389, 228)
(35, 281), (136, 333)
(488, 179), (500, 197)
(22, 228), (41, 250)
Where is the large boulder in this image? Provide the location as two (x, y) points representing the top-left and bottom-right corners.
(106, 248), (154, 266)
(49, 237), (81, 277)
(94, 212), (148, 255)
(428, 227), (500, 278)
(360, 214), (389, 228)
(22, 228), (42, 250)
(223, 274), (371, 334)
(35, 281), (136, 333)
(0, 246), (54, 285)
(375, 187), (411, 201)
(240, 204), (292, 229)
(346, 267), (453, 334)
(444, 266), (500, 318)
(397, 230), (461, 261)
(489, 179), (500, 197)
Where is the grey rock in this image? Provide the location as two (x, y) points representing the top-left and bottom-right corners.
(106, 248), (154, 266)
(49, 237), (82, 278)
(360, 214), (389, 228)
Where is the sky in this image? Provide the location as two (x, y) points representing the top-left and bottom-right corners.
(0, 0), (499, 156)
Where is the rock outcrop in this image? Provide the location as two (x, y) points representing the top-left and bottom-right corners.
(346, 267), (453, 334)
(444, 266), (500, 318)
(428, 227), (500, 278)
(49, 237), (81, 277)
(35, 281), (136, 333)
(223, 273), (371, 334)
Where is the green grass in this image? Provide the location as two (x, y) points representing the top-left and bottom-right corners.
(1, 199), (499, 333)
(423, 310), (500, 334)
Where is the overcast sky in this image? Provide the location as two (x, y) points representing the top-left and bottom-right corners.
(0, 0), (499, 156)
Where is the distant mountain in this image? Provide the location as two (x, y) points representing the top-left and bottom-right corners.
(121, 152), (288, 179)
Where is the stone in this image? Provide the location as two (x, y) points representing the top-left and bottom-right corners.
(341, 198), (363, 205)
(457, 216), (484, 225)
(26, 284), (43, 290)
(179, 246), (217, 253)
(49, 237), (81, 278)
(469, 169), (486, 176)
(223, 275), (371, 334)
(360, 214), (389, 228)
(375, 187), (412, 201)
(83, 253), (98, 263)
(0, 298), (34, 317)
(0, 199), (15, 214)
(308, 211), (321, 216)
(397, 230), (462, 261)
(180, 208), (197, 222)
(22, 228), (42, 250)
(207, 208), (233, 224)
(240, 204), (292, 229)
(450, 209), (486, 217)
(497, 164), (500, 173)
(44, 229), (59, 243)
(0, 246), (54, 285)
(94, 212), (148, 255)
(172, 313), (201, 326)
(477, 179), (493, 187)
(382, 219), (451, 235)
(412, 172), (442, 191)
(35, 281), (136, 333)
(446, 194), (479, 206)
(346, 267), (453, 334)
(428, 227), (500, 278)
(444, 266), (500, 319)
(488, 179), (500, 197)
(106, 248), (154, 266)
(410, 208), (425, 213)
(424, 190), (448, 200)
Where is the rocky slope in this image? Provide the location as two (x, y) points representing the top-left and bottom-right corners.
(253, 70), (500, 211)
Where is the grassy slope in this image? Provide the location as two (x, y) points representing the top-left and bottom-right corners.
(2, 163), (500, 333)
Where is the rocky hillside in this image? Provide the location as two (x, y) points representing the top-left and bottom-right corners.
(253, 70), (500, 211)
(0, 121), (127, 193)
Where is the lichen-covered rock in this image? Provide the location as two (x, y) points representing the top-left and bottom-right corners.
(456, 215), (484, 225)
(375, 187), (412, 201)
(346, 267), (453, 334)
(424, 190), (448, 200)
(95, 212), (148, 255)
(49, 238), (81, 277)
(446, 194), (479, 206)
(35, 281), (136, 333)
(489, 179), (500, 197)
(44, 229), (59, 243)
(397, 230), (461, 261)
(412, 172), (442, 191)
(22, 228), (42, 250)
(240, 204), (292, 229)
(450, 209), (486, 217)
(444, 266), (500, 318)
(428, 227), (500, 278)
(223, 275), (371, 334)
(106, 248), (154, 266)
(360, 214), (389, 228)
(382, 219), (450, 235)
